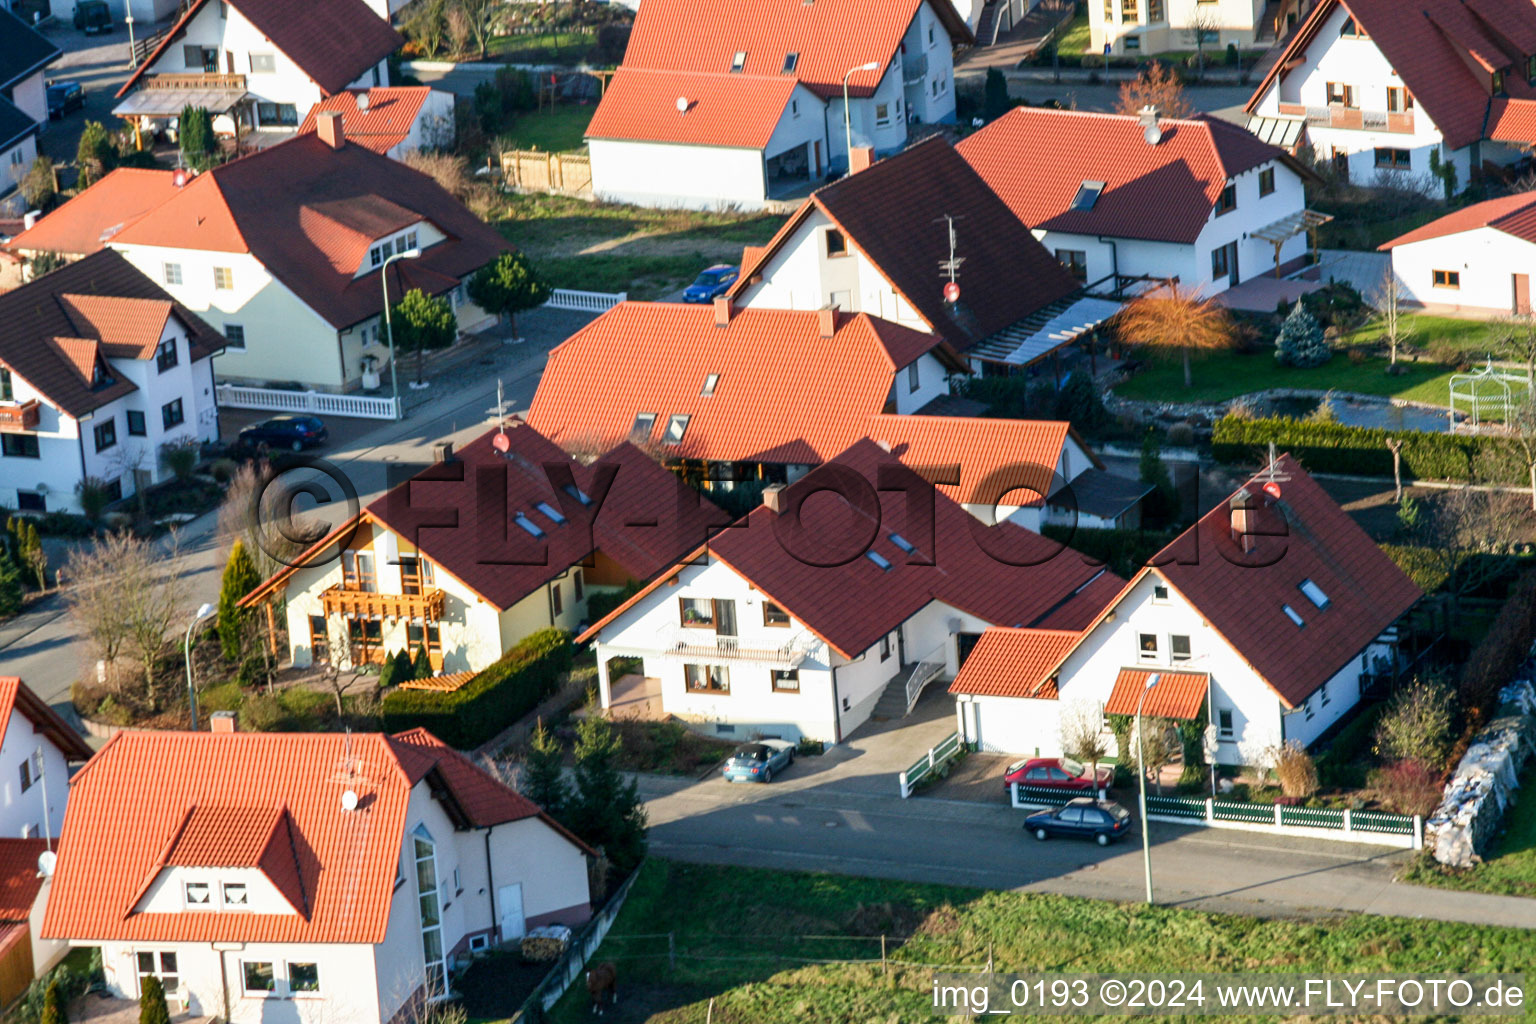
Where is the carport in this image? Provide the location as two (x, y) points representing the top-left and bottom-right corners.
(112, 77), (250, 149)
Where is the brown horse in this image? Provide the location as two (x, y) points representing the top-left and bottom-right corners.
(586, 962), (618, 1015)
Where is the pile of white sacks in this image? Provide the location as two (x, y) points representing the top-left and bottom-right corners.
(1425, 663), (1536, 867)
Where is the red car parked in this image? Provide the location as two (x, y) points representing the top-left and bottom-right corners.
(1003, 757), (1113, 794)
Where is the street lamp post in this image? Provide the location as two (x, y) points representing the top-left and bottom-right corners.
(1136, 672), (1160, 905)
(125, 7), (136, 67)
(380, 248), (421, 420)
(841, 62), (881, 174)
(184, 603), (216, 730)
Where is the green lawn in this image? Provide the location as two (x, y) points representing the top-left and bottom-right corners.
(486, 30), (596, 64)
(1055, 6), (1091, 54)
(1343, 314), (1511, 360)
(497, 104), (594, 154)
(546, 860), (1536, 1024)
(1402, 763), (1536, 897)
(1113, 349), (1455, 406)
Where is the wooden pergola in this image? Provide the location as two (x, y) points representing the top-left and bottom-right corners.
(1252, 209), (1335, 277)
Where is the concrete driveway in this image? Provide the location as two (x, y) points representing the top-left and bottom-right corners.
(34, 18), (162, 176)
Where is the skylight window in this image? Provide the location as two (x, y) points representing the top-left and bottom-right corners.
(514, 513), (545, 538)
(701, 373), (720, 396)
(664, 414), (690, 444)
(1298, 578), (1330, 609)
(889, 533), (915, 554)
(535, 501), (566, 524)
(782, 52), (799, 73)
(1281, 604), (1305, 628)
(866, 550), (893, 571)
(563, 483), (592, 506)
(731, 51), (746, 72)
(1070, 181), (1106, 211)
(631, 412), (657, 440)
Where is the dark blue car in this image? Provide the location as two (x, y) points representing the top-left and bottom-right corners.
(1024, 797), (1133, 846)
(238, 415), (328, 452)
(682, 265), (739, 303)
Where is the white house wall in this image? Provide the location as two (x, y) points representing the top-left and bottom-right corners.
(133, 866), (297, 915)
(0, 134), (39, 217)
(1388, 226), (1536, 314)
(0, 710), (70, 838)
(10, 71), (47, 127)
(590, 141), (776, 212)
(1192, 158), (1309, 292)
(1094, 0), (1265, 54)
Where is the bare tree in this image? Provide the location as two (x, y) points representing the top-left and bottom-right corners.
(319, 619), (373, 716)
(1386, 437), (1405, 503)
(1400, 487), (1530, 601)
(454, 0), (501, 59)
(1371, 267), (1414, 366)
(1135, 717), (1181, 795)
(1058, 700), (1110, 791)
(1183, 7), (1221, 79)
(1494, 314), (1536, 387)
(1509, 401), (1536, 510)
(1114, 61), (1193, 119)
(217, 462), (328, 580)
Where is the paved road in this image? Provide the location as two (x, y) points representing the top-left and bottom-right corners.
(1000, 78), (1255, 118)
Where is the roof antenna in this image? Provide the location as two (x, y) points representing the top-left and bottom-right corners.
(935, 213), (965, 303)
(1258, 440), (1291, 498)
(492, 379), (512, 453)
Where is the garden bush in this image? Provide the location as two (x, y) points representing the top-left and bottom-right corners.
(1273, 740), (1319, 798)
(1374, 676), (1454, 768)
(1316, 703), (1383, 788)
(382, 628), (572, 747)
(1274, 302), (1331, 368)
(585, 579), (643, 623)
(1039, 525), (1177, 578)
(1370, 758), (1443, 816)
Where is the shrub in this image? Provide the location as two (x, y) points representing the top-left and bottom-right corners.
(40, 980), (63, 1024)
(378, 649), (404, 689)
(75, 477), (115, 524)
(178, 105), (218, 171)
(1272, 740), (1319, 798)
(22, 156), (55, 211)
(1370, 758), (1443, 816)
(585, 580), (642, 623)
(1458, 569), (1536, 715)
(1274, 302), (1331, 368)
(209, 457), (238, 483)
(382, 628), (572, 747)
(1374, 676), (1454, 768)
(1166, 421), (1195, 447)
(139, 975), (169, 1024)
(1052, 369), (1109, 432)
(241, 693), (284, 732)
(1316, 703), (1384, 788)
(1380, 544), (1451, 593)
(159, 439), (200, 481)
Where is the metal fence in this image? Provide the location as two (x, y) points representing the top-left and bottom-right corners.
(509, 869), (640, 1024)
(898, 731), (964, 798)
(543, 288), (627, 313)
(216, 384), (399, 420)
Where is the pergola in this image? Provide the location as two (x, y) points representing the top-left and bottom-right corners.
(1450, 359), (1531, 428)
(111, 74), (250, 150)
(1251, 209), (1335, 278)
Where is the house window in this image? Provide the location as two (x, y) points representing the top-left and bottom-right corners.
(1170, 635), (1191, 663)
(782, 52), (798, 73)
(663, 414), (690, 444)
(406, 622), (441, 657)
(213, 267), (234, 291)
(1433, 269), (1460, 289)
(1282, 603), (1306, 627)
(0, 368), (10, 402)
(1386, 87), (1413, 112)
(826, 228), (847, 257)
(342, 550), (376, 592)
(630, 412), (657, 439)
(1374, 147), (1411, 170)
(679, 597), (715, 627)
(1104, 0), (1114, 21)
(573, 570), (584, 601)
(535, 501), (566, 524)
(685, 663), (730, 693)
(1124, 34), (1141, 50)
(1151, 584), (1169, 603)
(1258, 167), (1275, 196)
(2, 435), (39, 459)
(162, 398), (185, 429)
(875, 102), (890, 127)
(791, 98), (799, 117)
(551, 581), (563, 615)
(1211, 242), (1235, 282)
(1298, 578), (1330, 609)
(18, 759), (32, 793)
(163, 263), (182, 286)
(701, 373), (719, 396)
(223, 882), (247, 906)
(256, 102), (299, 126)
(730, 51), (746, 72)
(763, 601), (790, 627)
(1493, 70), (1507, 96)
(1325, 82), (1355, 107)
(156, 337), (178, 372)
(1147, 0), (1163, 19)
(866, 550), (892, 571)
(1055, 249), (1088, 280)
(1303, 694), (1315, 720)
(1071, 181), (1105, 211)
(772, 669), (800, 692)
(93, 418), (116, 452)
(1215, 182), (1237, 215)
(413, 826), (448, 995)
(105, 478), (122, 502)
(1217, 708), (1234, 740)
(1138, 633), (1158, 662)
(136, 953), (180, 998)
(1121, 0), (1137, 17)
(513, 512), (544, 538)
(223, 324), (245, 350)
(347, 619), (383, 653)
(908, 362), (920, 393)
(249, 52), (275, 73)
(184, 882), (211, 907)
(288, 963), (320, 994)
(183, 45), (216, 71)
(242, 961), (275, 995)
(127, 410), (146, 436)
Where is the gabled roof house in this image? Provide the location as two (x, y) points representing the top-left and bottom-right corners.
(296, 87), (456, 159)
(1378, 190), (1536, 314)
(949, 455), (1422, 763)
(0, 8), (60, 215)
(42, 726), (592, 1023)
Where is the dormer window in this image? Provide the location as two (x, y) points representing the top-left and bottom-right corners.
(223, 882), (248, 906)
(1070, 181), (1105, 211)
(369, 229), (420, 270)
(184, 882), (211, 907)
(700, 373), (719, 396)
(782, 52), (799, 73)
(664, 414), (690, 444)
(1298, 578), (1330, 609)
(730, 51), (746, 72)
(1493, 69), (1507, 96)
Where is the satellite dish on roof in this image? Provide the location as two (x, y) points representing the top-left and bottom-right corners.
(36, 851), (55, 878)
(1144, 123), (1163, 146)
(356, 91), (370, 112)
(676, 96), (689, 113)
(341, 789), (359, 812)
(492, 433), (511, 453)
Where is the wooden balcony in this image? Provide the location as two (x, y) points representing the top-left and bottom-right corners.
(140, 72), (247, 90)
(1297, 104), (1414, 134)
(0, 401), (40, 433)
(320, 585), (445, 621)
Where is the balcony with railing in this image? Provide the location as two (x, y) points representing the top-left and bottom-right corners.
(663, 631), (812, 667)
(320, 585), (445, 621)
(0, 401), (40, 433)
(140, 72), (247, 90)
(902, 52), (928, 85)
(1294, 103), (1414, 133)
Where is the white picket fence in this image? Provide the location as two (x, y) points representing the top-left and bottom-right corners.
(216, 384), (400, 421)
(544, 288), (627, 313)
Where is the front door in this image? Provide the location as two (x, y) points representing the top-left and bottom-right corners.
(309, 615), (329, 664)
(956, 632), (983, 670)
(498, 883), (525, 942)
(1515, 273), (1531, 315)
(814, 140), (822, 177)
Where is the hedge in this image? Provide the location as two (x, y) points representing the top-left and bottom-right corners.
(1457, 568), (1536, 715)
(1211, 415), (1530, 485)
(382, 627), (572, 748)
(1380, 544), (1451, 595)
(1041, 525), (1178, 578)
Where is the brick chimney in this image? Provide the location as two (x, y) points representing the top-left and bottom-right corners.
(713, 295), (733, 327)
(1229, 490), (1260, 553)
(316, 110), (346, 150)
(210, 710), (237, 733)
(817, 306), (836, 338)
(849, 146), (874, 174)
(762, 483), (785, 513)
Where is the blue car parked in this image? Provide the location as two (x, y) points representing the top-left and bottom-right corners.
(682, 264), (739, 303)
(1024, 797), (1133, 846)
(721, 739), (795, 783)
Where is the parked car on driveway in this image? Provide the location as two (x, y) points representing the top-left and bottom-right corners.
(721, 739), (795, 783)
(73, 0), (112, 33)
(1024, 798), (1133, 846)
(46, 81), (85, 120)
(237, 414), (328, 451)
(1003, 756), (1113, 794)
(682, 265), (739, 303)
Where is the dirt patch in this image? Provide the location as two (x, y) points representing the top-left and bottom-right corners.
(842, 901), (926, 937)
(916, 903), (963, 937)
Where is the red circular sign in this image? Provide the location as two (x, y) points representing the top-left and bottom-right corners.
(1262, 481), (1282, 499)
(943, 281), (960, 303)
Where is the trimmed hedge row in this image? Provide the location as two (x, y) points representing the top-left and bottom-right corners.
(1041, 525), (1178, 578)
(382, 627), (573, 748)
(1211, 415), (1530, 485)
(1380, 544), (1452, 595)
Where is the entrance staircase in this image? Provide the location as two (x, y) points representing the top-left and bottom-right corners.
(870, 643), (949, 720)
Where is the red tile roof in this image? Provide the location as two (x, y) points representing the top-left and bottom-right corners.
(118, 0), (401, 99)
(1246, 0), (1536, 150)
(0, 679), (93, 762)
(110, 135), (514, 330)
(947, 628), (1079, 699)
(6, 168), (181, 256)
(1487, 97), (1536, 144)
(957, 108), (1301, 245)
(586, 68), (801, 148)
(297, 88), (436, 154)
(0, 840), (50, 922)
(56, 294), (177, 359)
(582, 440), (1119, 659)
(734, 138), (1082, 351)
(1103, 668), (1209, 719)
(42, 728), (575, 944)
(45, 337), (104, 385)
(618, 0), (970, 101)
(1379, 189), (1536, 248)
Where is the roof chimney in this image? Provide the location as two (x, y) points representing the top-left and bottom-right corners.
(849, 145), (874, 174)
(713, 295), (733, 328)
(1138, 105), (1163, 145)
(762, 483), (786, 513)
(316, 110), (345, 150)
(1229, 489), (1259, 553)
(817, 306), (836, 338)
(210, 710), (237, 733)
(433, 440), (454, 463)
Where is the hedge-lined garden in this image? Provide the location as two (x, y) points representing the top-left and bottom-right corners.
(382, 627), (572, 747)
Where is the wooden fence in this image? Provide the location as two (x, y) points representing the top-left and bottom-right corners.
(500, 149), (592, 197)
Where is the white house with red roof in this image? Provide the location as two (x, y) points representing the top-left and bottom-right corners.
(949, 456), (1421, 765)
(42, 727), (592, 1024)
(586, 0), (970, 210)
(239, 421), (729, 675)
(0, 677), (93, 841)
(958, 107), (1320, 297)
(1245, 0), (1536, 192)
(579, 442), (1121, 745)
(1378, 191), (1536, 314)
(1091, 0), (1292, 56)
(296, 88), (455, 160)
(112, 0), (401, 141)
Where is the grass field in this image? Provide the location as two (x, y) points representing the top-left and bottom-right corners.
(1055, 6), (1091, 54)
(1402, 763), (1536, 897)
(1112, 349), (1455, 406)
(486, 31), (596, 64)
(1343, 314), (1512, 360)
(497, 105), (594, 154)
(545, 860), (1536, 1024)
